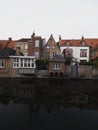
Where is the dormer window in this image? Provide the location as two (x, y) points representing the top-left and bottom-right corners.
(66, 41), (70, 46)
(81, 41), (85, 46)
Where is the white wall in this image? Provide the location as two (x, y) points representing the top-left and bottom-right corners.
(60, 46), (89, 62)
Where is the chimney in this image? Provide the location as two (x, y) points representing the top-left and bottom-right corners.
(59, 35), (61, 45)
(31, 31), (35, 41)
(59, 35), (61, 41)
(8, 37), (12, 41)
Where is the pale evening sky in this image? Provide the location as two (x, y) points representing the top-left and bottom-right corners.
(0, 0), (98, 41)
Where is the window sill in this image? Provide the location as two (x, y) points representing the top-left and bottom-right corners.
(0, 67), (4, 68)
(53, 68), (61, 70)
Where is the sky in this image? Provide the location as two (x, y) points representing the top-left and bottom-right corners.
(0, 0), (98, 41)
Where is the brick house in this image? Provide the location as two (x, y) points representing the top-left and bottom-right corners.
(43, 34), (61, 59)
(15, 33), (46, 58)
(48, 54), (65, 76)
(28, 33), (46, 58)
(0, 56), (36, 77)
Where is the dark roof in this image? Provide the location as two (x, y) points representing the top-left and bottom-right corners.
(0, 47), (24, 57)
(15, 38), (31, 42)
(51, 54), (65, 62)
(0, 47), (16, 56)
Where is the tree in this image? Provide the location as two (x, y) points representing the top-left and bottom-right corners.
(36, 58), (49, 70)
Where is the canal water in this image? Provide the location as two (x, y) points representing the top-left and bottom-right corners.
(0, 78), (98, 130)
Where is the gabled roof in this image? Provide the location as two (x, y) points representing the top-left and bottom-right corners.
(44, 34), (60, 48)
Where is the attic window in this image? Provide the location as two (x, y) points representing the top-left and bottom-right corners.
(66, 42), (70, 46)
(81, 41), (85, 46)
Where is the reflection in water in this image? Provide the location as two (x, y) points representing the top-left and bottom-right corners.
(0, 78), (98, 130)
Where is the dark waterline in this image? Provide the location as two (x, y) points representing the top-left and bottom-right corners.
(0, 78), (98, 130)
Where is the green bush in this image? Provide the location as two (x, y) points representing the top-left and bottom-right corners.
(36, 58), (49, 70)
(65, 57), (72, 65)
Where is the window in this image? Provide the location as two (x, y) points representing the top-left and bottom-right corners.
(80, 49), (87, 57)
(53, 63), (61, 69)
(25, 44), (28, 49)
(13, 57), (35, 68)
(45, 52), (50, 59)
(0, 59), (4, 68)
(42, 39), (46, 47)
(53, 52), (56, 56)
(52, 45), (56, 49)
(34, 52), (39, 58)
(21, 45), (24, 49)
(13, 58), (19, 67)
(46, 46), (50, 49)
(35, 40), (39, 47)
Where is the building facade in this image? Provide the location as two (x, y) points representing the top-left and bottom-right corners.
(48, 54), (65, 76)
(43, 34), (61, 59)
(0, 56), (36, 77)
(15, 38), (31, 56)
(60, 37), (90, 62)
(28, 33), (46, 58)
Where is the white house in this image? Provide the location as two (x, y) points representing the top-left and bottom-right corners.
(59, 37), (90, 62)
(60, 46), (90, 62)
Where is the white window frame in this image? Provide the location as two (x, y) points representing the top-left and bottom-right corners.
(13, 56), (35, 68)
(46, 46), (50, 49)
(25, 44), (28, 49)
(21, 44), (24, 49)
(35, 40), (39, 47)
(13, 58), (19, 67)
(80, 49), (87, 57)
(53, 63), (61, 69)
(34, 52), (39, 58)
